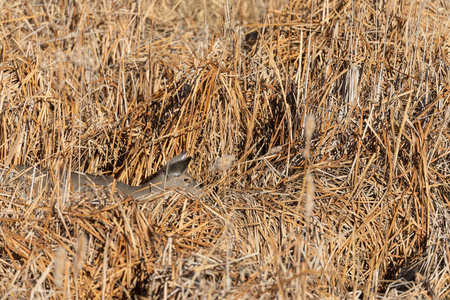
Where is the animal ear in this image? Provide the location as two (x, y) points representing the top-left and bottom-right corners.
(167, 151), (188, 164)
(166, 156), (192, 176)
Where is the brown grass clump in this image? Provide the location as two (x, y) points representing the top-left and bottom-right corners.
(1, 0), (450, 298)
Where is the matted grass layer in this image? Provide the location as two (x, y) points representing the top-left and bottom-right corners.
(1, 0), (449, 299)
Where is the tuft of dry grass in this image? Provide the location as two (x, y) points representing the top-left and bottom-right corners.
(54, 247), (66, 290)
(1, 0), (450, 298)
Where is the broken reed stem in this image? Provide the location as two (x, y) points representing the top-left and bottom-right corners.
(303, 114), (315, 225)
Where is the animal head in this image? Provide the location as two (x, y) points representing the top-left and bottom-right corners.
(147, 151), (196, 193)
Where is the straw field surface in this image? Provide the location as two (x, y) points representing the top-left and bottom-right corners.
(1, 0), (449, 299)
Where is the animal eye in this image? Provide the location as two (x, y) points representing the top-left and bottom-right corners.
(184, 178), (189, 182)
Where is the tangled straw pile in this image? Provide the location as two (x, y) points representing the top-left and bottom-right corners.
(1, 0), (449, 298)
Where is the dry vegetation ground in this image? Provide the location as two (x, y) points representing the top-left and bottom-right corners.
(1, 0), (450, 299)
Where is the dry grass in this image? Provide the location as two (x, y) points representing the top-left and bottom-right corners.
(1, 0), (450, 298)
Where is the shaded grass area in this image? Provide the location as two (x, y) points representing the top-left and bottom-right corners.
(1, 0), (449, 298)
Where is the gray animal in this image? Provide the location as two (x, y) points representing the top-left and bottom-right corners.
(14, 151), (196, 199)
